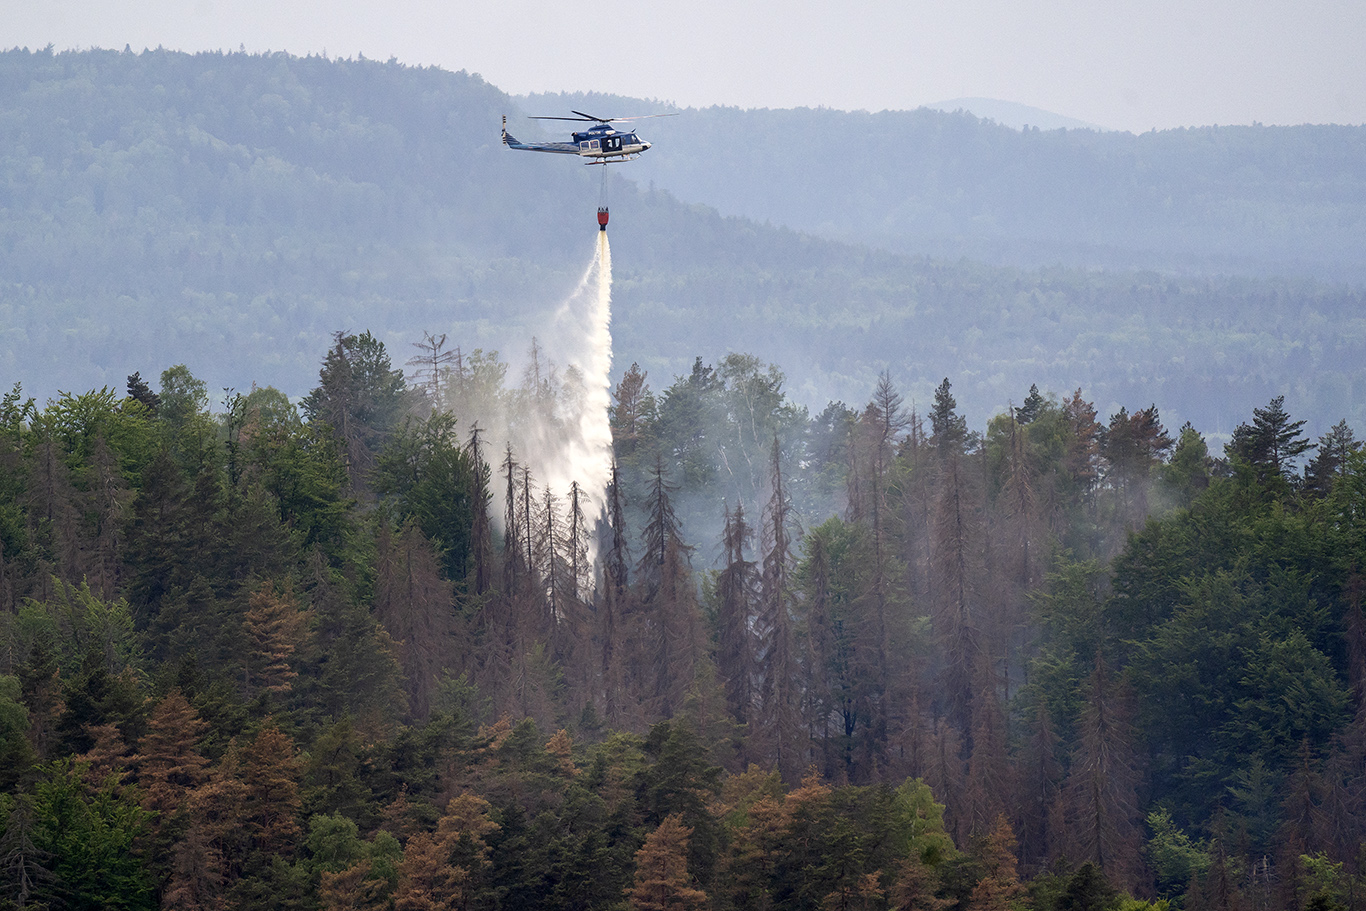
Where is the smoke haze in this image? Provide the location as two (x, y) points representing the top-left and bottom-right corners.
(439, 232), (615, 549)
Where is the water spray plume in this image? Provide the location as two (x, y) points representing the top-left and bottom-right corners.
(438, 227), (614, 570)
(537, 231), (614, 516)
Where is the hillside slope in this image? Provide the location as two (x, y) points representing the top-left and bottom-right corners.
(1, 48), (1363, 436)
(529, 90), (1366, 281)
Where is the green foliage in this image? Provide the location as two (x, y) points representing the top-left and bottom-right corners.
(374, 411), (478, 581)
(30, 760), (153, 910)
(0, 677), (34, 792)
(245, 419), (355, 562)
(889, 778), (957, 866)
(29, 387), (158, 485)
(11, 580), (140, 679)
(1159, 423), (1211, 509)
(1145, 807), (1209, 898)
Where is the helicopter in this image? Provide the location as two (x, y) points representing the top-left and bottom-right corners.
(501, 110), (675, 163)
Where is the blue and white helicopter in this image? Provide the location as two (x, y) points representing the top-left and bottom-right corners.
(503, 110), (676, 229)
(501, 110), (674, 163)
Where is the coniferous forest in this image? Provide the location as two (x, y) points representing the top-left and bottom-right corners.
(2, 330), (1365, 911)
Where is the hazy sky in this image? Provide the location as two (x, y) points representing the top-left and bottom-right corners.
(7, 0), (1365, 132)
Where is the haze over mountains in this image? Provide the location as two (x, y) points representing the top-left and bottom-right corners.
(922, 98), (1110, 132)
(526, 90), (1366, 281)
(2, 47), (1364, 436)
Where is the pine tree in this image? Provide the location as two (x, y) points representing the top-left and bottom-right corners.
(965, 815), (1024, 911)
(243, 580), (310, 698)
(1227, 394), (1313, 483)
(963, 670), (1011, 840)
(801, 527), (840, 778)
(1061, 390), (1102, 516)
(301, 549), (406, 735)
(1276, 738), (1321, 908)
(844, 399), (900, 779)
(86, 435), (129, 601)
(18, 638), (63, 761)
(716, 504), (759, 729)
(999, 411), (1040, 590)
(1061, 657), (1144, 892)
(1305, 420), (1360, 496)
(1312, 711), (1366, 870)
(407, 331), (458, 406)
(757, 437), (802, 779)
(0, 795), (52, 911)
(467, 426), (494, 596)
(636, 458), (701, 719)
(599, 462), (632, 728)
(175, 738), (249, 893)
(931, 444), (982, 734)
(1057, 862), (1119, 911)
(1016, 384), (1046, 425)
(241, 722), (304, 857)
(320, 859), (391, 911)
(136, 688), (211, 821)
(26, 432), (85, 587)
(890, 852), (950, 911)
(376, 521), (455, 721)
(925, 718), (968, 847)
(126, 372), (161, 414)
(393, 793), (499, 911)
(612, 362), (654, 460)
(302, 331), (410, 497)
(1101, 404), (1173, 531)
(1016, 700), (1063, 872)
(75, 722), (131, 789)
(536, 485), (565, 649)
(628, 815), (708, 911)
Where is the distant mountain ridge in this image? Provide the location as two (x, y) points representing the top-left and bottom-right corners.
(1, 48), (1363, 441)
(924, 97), (1111, 131)
(527, 90), (1366, 283)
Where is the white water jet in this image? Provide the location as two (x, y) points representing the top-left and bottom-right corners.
(438, 231), (614, 571)
(535, 232), (613, 515)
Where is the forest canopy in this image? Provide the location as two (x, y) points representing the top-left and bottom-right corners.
(1, 331), (1364, 910)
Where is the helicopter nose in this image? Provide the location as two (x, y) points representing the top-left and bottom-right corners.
(642, 141), (651, 150)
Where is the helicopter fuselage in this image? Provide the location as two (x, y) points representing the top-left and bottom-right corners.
(569, 123), (652, 160)
(502, 117), (653, 162)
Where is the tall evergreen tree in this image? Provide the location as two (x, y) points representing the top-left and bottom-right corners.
(758, 437), (802, 779)
(1061, 657), (1143, 892)
(1227, 394), (1313, 485)
(302, 331), (410, 497)
(628, 815), (708, 911)
(716, 504), (759, 730)
(1305, 419), (1360, 496)
(599, 462), (633, 728)
(636, 459), (701, 719)
(375, 521), (455, 721)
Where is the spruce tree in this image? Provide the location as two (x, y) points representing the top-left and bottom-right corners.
(628, 815), (708, 911)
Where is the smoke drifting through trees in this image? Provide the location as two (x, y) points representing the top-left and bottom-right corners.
(422, 233), (615, 554)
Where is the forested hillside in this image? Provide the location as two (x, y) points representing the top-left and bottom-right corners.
(2, 332), (1365, 909)
(2, 48), (1364, 438)
(530, 91), (1366, 281)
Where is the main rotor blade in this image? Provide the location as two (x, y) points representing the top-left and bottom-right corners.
(599, 112), (682, 122)
(528, 111), (680, 123)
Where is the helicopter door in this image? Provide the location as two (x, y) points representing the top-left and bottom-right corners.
(605, 135), (622, 153)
